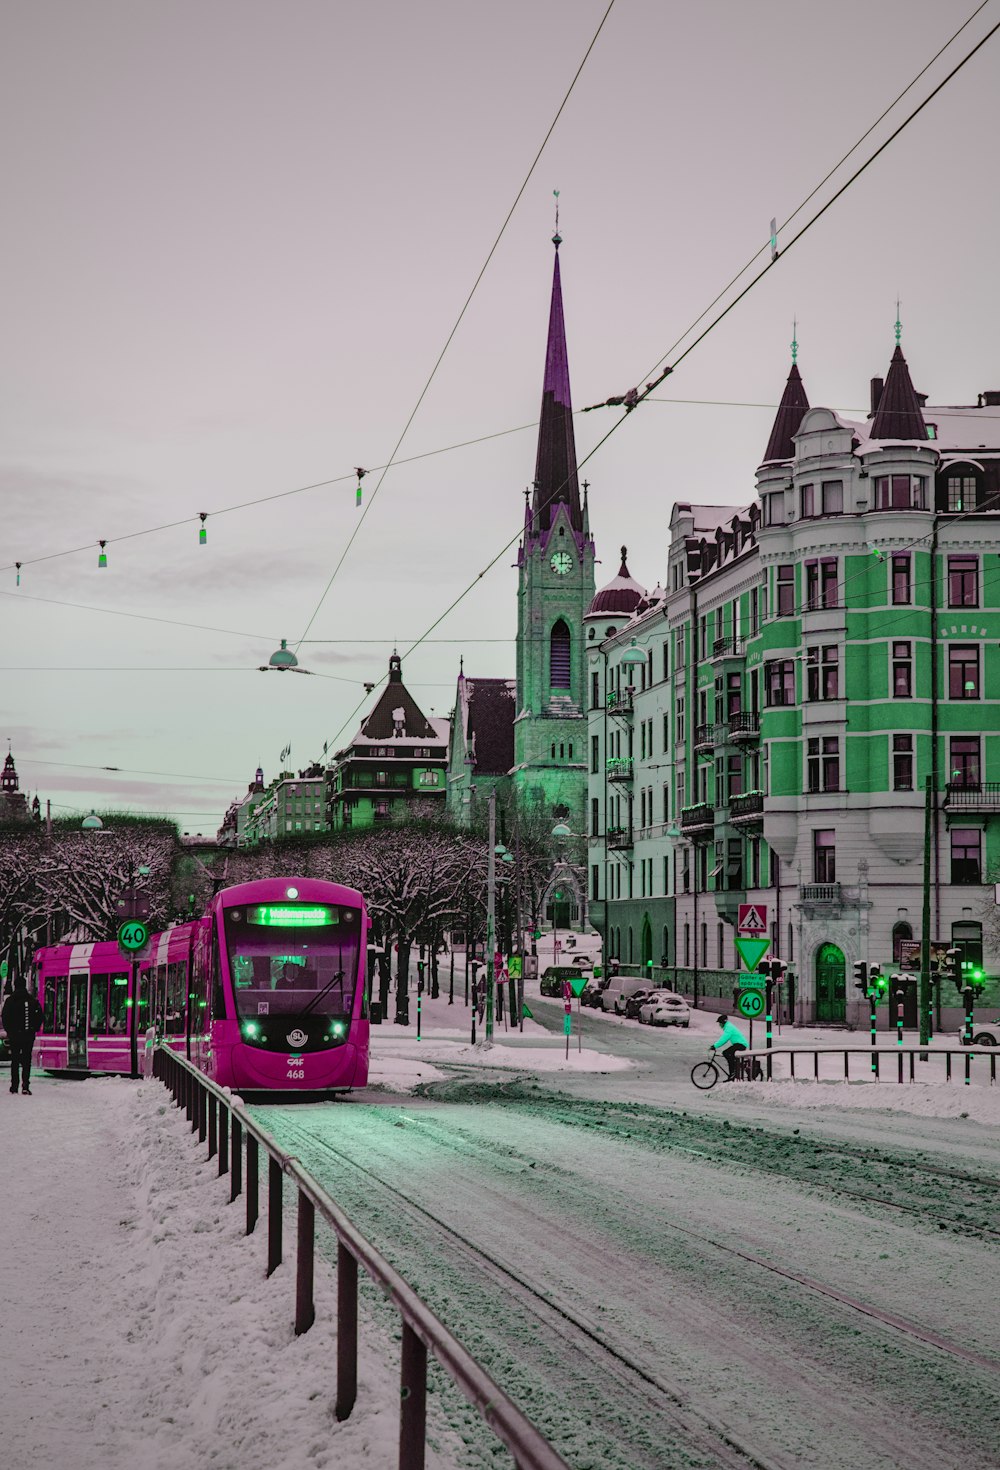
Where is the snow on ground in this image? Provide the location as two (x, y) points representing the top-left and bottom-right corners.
(0, 1074), (464, 1470)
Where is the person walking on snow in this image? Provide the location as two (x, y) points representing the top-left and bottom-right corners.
(2, 976), (43, 1095)
(712, 1013), (749, 1081)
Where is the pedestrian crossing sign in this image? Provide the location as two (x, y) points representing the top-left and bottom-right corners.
(737, 903), (768, 936)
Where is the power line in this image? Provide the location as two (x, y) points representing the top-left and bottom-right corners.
(292, 0), (618, 650)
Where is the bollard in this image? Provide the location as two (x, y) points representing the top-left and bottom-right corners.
(295, 1191), (315, 1335)
(399, 1321), (427, 1470)
(336, 1243), (358, 1421)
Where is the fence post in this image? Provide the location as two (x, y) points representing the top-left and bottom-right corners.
(208, 1094), (217, 1159)
(295, 1191), (315, 1336)
(198, 1080), (207, 1144)
(218, 1104), (229, 1177)
(246, 1135), (259, 1235)
(336, 1243), (358, 1421)
(399, 1321), (427, 1470)
(230, 1115), (243, 1203)
(267, 1159), (282, 1277)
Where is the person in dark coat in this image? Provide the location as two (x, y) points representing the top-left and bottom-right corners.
(2, 976), (44, 1095)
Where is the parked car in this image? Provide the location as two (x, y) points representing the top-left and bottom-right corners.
(958, 1015), (1000, 1046)
(635, 989), (682, 1024)
(581, 976), (610, 1008)
(540, 965), (588, 997)
(644, 993), (691, 1028)
(601, 975), (649, 1014)
(624, 988), (659, 1020)
(569, 954), (593, 973)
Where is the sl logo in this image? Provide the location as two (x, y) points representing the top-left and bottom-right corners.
(286, 1028), (307, 1048)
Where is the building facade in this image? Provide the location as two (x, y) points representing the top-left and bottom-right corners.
(588, 343), (1000, 1025)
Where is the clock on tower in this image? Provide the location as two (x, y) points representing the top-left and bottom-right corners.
(550, 550), (573, 576)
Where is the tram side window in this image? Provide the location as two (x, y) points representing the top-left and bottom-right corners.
(212, 938), (226, 1020)
(138, 968), (153, 1030)
(165, 962), (186, 1035)
(54, 978), (68, 1034)
(43, 978), (62, 1032)
(89, 975), (109, 1035)
(109, 974), (129, 1032)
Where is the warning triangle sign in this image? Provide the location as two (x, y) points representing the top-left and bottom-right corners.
(737, 903), (767, 935)
(735, 937), (770, 973)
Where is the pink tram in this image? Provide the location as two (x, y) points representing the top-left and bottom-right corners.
(32, 878), (370, 1093)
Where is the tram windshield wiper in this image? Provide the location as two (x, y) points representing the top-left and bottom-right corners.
(292, 970), (345, 1022)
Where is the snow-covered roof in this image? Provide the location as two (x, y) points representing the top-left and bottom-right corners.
(586, 547), (645, 618)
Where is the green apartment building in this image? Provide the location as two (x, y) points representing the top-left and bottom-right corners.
(588, 342), (1000, 1026)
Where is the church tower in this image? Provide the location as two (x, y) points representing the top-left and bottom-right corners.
(513, 231), (596, 829)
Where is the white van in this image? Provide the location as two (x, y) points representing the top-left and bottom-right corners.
(601, 975), (648, 1015)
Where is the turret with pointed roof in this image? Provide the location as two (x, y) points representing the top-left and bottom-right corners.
(531, 235), (582, 533)
(762, 362), (810, 464)
(870, 344), (928, 441)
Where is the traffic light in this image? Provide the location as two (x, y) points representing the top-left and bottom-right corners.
(769, 958), (787, 982)
(942, 948), (961, 992)
(853, 961), (868, 991)
(870, 966), (888, 999)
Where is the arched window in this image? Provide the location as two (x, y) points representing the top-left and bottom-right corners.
(550, 620), (571, 689)
(891, 921), (912, 963)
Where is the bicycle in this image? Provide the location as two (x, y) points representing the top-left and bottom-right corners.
(690, 1048), (763, 1089)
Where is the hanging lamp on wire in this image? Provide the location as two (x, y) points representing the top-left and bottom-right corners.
(199, 512), (208, 545)
(15, 562), (21, 586)
(354, 467), (367, 508)
(98, 540), (108, 568)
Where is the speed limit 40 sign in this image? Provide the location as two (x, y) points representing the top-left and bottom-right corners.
(117, 919), (150, 956)
(737, 988), (765, 1019)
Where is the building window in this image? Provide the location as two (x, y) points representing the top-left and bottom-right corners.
(375, 771), (388, 786)
(550, 621), (571, 688)
(951, 827), (982, 885)
(948, 556), (979, 608)
(874, 474), (927, 510)
(726, 672), (741, 720)
(591, 797), (599, 835)
(813, 829), (836, 883)
(892, 641), (912, 698)
(805, 558), (838, 610)
(591, 736), (599, 774)
(727, 837), (743, 889)
(947, 475), (976, 512)
(763, 491), (785, 526)
(892, 735), (914, 791)
(949, 737), (981, 789)
(418, 770), (438, 786)
(776, 565), (795, 616)
(674, 627), (684, 672)
(806, 645), (839, 700)
(591, 865), (599, 900)
(801, 483), (815, 518)
(765, 659), (795, 706)
(891, 554), (911, 605)
(591, 671), (600, 709)
(806, 737), (839, 793)
(949, 644), (980, 699)
(821, 480), (843, 515)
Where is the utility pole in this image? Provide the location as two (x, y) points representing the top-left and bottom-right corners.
(484, 789), (496, 1047)
(920, 776), (932, 1047)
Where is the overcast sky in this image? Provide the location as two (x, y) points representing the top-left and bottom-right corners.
(2, 0), (998, 832)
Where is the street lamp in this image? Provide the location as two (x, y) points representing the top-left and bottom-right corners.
(259, 640), (314, 674)
(81, 811), (104, 830)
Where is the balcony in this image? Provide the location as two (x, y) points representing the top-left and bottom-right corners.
(728, 710), (760, 742)
(606, 757), (634, 783)
(606, 690), (634, 717)
(680, 802), (714, 835)
(729, 790), (764, 826)
(607, 826), (634, 851)
(795, 882), (866, 919)
(694, 723), (716, 753)
(711, 635), (745, 660)
(800, 883), (841, 903)
(944, 782), (1000, 812)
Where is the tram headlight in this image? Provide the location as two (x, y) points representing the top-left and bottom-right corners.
(330, 1021), (345, 1038)
(243, 1021), (260, 1039)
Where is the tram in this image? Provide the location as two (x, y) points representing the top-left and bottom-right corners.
(31, 877), (370, 1093)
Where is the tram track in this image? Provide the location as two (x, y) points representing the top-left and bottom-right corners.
(266, 1106), (999, 1470)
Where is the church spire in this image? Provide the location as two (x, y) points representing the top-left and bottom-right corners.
(870, 341), (927, 441)
(761, 356), (810, 465)
(532, 230), (582, 533)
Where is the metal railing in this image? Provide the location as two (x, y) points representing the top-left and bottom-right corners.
(153, 1048), (570, 1470)
(729, 791), (764, 822)
(740, 1045), (997, 1086)
(606, 757), (634, 781)
(680, 802), (713, 831)
(727, 711), (760, 740)
(944, 781), (1000, 809)
(799, 882), (841, 903)
(606, 690), (634, 716)
(607, 826), (634, 850)
(711, 635), (745, 659)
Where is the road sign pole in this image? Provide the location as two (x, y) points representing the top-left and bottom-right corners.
(765, 978), (773, 1080)
(129, 958), (139, 1080)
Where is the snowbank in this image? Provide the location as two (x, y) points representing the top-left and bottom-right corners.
(0, 1075), (464, 1470)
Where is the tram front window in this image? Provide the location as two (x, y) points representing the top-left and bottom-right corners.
(222, 902), (361, 1021)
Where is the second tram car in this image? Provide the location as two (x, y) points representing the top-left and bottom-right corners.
(32, 877), (370, 1093)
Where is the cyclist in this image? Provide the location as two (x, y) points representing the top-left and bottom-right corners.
(712, 1013), (750, 1081)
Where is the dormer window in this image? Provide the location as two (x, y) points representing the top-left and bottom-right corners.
(946, 475), (976, 512)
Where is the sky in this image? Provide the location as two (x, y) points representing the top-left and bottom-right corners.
(2, 0), (999, 832)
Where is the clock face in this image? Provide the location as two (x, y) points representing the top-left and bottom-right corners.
(550, 550), (573, 576)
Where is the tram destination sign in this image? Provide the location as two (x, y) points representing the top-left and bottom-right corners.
(117, 919), (150, 956)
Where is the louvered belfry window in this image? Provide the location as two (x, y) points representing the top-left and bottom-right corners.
(550, 620), (571, 688)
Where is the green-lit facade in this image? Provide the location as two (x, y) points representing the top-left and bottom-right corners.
(588, 353), (1000, 1025)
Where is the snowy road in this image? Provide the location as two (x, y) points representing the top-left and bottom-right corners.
(252, 1012), (1000, 1470)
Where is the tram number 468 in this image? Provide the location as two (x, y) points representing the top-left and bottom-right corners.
(286, 1057), (305, 1079)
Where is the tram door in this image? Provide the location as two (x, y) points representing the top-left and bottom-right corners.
(68, 973), (88, 1068)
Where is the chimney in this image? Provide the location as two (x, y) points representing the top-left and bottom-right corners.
(870, 377), (884, 417)
(916, 392), (928, 407)
(981, 391), (1000, 407)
